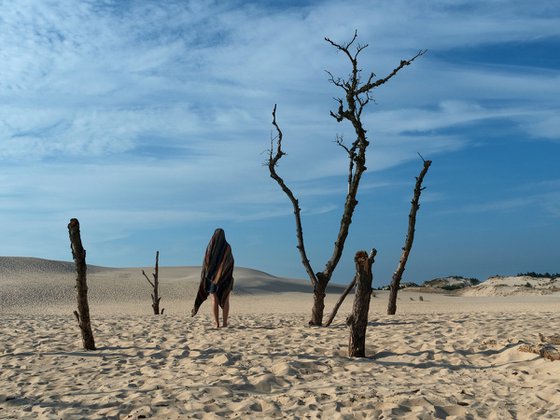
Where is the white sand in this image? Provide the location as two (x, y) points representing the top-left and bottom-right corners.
(1, 257), (560, 419)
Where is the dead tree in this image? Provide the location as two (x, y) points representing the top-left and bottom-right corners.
(68, 218), (96, 351)
(347, 249), (376, 357)
(142, 251), (164, 315)
(268, 31), (426, 326)
(387, 156), (431, 315)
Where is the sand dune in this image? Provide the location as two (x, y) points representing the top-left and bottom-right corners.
(1, 257), (560, 419)
(0, 257), (344, 315)
(0, 256), (109, 275)
(462, 275), (560, 297)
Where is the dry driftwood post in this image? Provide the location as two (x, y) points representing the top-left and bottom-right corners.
(267, 31), (426, 326)
(68, 218), (96, 351)
(387, 156), (432, 315)
(347, 249), (376, 357)
(142, 251), (164, 315)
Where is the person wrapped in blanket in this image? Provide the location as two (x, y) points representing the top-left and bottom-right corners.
(191, 228), (234, 328)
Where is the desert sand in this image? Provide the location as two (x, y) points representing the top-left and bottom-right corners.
(1, 257), (559, 419)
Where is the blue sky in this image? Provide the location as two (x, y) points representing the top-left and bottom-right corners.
(0, 0), (559, 286)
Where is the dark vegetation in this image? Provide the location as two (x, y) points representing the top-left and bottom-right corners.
(517, 272), (560, 278)
(440, 284), (467, 291)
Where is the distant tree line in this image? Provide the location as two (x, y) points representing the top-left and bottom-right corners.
(517, 272), (560, 278)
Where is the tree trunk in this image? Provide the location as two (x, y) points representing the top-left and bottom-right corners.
(152, 251), (161, 314)
(386, 282), (399, 316)
(348, 250), (375, 357)
(310, 275), (328, 326)
(387, 158), (431, 315)
(68, 218), (96, 351)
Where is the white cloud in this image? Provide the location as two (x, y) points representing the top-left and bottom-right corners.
(434, 178), (560, 219)
(2, 0), (558, 162)
(520, 111), (560, 141)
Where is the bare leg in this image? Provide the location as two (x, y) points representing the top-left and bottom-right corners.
(222, 295), (230, 327)
(211, 294), (220, 328)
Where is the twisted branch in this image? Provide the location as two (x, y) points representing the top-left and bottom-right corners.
(268, 105), (318, 286)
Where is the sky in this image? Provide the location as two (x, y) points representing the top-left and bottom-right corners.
(0, 0), (559, 287)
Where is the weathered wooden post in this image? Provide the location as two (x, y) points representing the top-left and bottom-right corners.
(142, 251), (164, 315)
(68, 218), (96, 351)
(348, 249), (376, 357)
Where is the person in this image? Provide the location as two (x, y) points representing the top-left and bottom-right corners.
(191, 228), (234, 328)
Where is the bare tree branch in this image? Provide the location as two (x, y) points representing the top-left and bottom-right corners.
(358, 49), (427, 94)
(325, 70), (347, 91)
(324, 29), (359, 64)
(335, 136), (357, 193)
(268, 105), (318, 287)
(387, 158), (432, 315)
(142, 270), (155, 288)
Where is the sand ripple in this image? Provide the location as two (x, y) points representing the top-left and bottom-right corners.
(1, 312), (559, 419)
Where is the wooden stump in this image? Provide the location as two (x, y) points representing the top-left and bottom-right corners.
(348, 250), (376, 357)
(68, 218), (96, 351)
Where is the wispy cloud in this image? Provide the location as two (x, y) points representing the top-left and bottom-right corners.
(2, 0), (558, 163)
(435, 179), (560, 219)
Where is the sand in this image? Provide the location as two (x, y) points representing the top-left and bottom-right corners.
(1, 257), (560, 419)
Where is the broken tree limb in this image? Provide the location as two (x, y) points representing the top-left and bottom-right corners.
(387, 158), (432, 315)
(325, 278), (356, 328)
(68, 218), (96, 351)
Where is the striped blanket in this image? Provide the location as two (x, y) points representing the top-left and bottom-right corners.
(191, 228), (234, 316)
